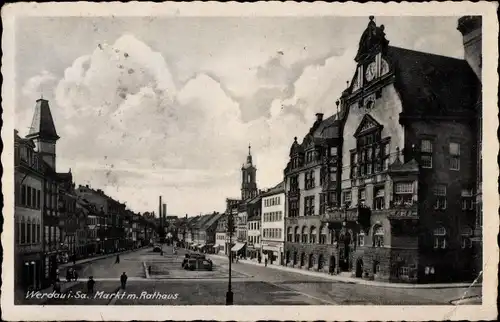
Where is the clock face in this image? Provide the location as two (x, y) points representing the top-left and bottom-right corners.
(365, 62), (377, 82)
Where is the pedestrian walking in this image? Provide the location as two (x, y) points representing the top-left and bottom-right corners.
(87, 276), (95, 294)
(66, 268), (73, 282)
(53, 278), (61, 294)
(115, 254), (120, 264)
(264, 253), (268, 267)
(74, 270), (79, 281)
(120, 272), (128, 290)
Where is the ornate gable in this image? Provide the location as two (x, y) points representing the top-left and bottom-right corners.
(353, 114), (383, 137)
(303, 134), (315, 149)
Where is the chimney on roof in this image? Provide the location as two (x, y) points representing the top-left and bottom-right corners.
(316, 113), (324, 122)
(86, 184), (89, 188)
(457, 16), (482, 81)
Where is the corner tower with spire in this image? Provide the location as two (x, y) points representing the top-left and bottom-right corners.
(25, 98), (59, 170)
(241, 144), (258, 201)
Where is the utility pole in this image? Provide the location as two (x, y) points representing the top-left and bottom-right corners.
(226, 211), (234, 305)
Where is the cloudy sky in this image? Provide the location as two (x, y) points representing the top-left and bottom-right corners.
(15, 16), (464, 216)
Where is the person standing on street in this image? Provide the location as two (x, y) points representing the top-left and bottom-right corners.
(115, 254), (120, 264)
(53, 278), (61, 294)
(120, 272), (128, 290)
(264, 253), (268, 267)
(87, 276), (95, 295)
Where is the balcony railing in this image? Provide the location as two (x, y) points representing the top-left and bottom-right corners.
(320, 207), (359, 222)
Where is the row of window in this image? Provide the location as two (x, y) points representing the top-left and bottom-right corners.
(342, 184), (474, 211)
(351, 133), (390, 178)
(304, 196), (315, 216)
(291, 147), (338, 170)
(420, 140), (462, 170)
(304, 170), (316, 190)
(286, 225), (473, 250)
(248, 235), (260, 245)
(19, 185), (41, 209)
(263, 211), (283, 222)
(262, 228), (282, 239)
(44, 226), (62, 245)
(248, 221), (261, 230)
(264, 196), (281, 207)
(15, 219), (41, 245)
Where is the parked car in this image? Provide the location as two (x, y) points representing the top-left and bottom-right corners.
(183, 258), (213, 271)
(181, 253), (206, 267)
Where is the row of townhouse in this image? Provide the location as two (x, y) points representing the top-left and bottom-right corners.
(14, 98), (158, 292)
(210, 15), (482, 284)
(177, 212), (224, 253)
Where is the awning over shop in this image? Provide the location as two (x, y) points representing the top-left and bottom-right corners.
(197, 244), (206, 249)
(192, 243), (199, 247)
(231, 242), (246, 252)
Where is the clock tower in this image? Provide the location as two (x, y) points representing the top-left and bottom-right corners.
(241, 144), (258, 201)
(350, 16), (391, 97)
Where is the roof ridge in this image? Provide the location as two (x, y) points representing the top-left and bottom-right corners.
(388, 45), (466, 63)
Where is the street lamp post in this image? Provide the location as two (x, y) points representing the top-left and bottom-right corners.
(226, 212), (234, 305)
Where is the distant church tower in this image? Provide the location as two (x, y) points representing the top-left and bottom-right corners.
(25, 98), (59, 170)
(241, 144), (258, 201)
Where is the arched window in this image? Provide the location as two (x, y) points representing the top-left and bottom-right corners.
(461, 226), (473, 249)
(358, 230), (365, 247)
(320, 224), (327, 244)
(294, 226), (300, 243)
(373, 226), (384, 247)
(301, 226), (308, 243)
(310, 226), (317, 244)
(287, 227), (293, 242)
(433, 226), (447, 249)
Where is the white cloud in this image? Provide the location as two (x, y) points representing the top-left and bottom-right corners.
(25, 34), (360, 215)
(22, 70), (57, 97)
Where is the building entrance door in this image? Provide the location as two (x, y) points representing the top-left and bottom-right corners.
(339, 232), (351, 272)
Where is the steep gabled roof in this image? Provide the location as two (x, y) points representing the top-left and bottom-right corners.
(201, 213), (223, 230)
(26, 99), (59, 141)
(386, 46), (480, 117)
(260, 181), (285, 197)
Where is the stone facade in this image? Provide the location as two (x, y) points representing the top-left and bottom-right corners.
(283, 16), (481, 284)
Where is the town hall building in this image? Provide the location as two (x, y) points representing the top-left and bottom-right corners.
(284, 16), (481, 283)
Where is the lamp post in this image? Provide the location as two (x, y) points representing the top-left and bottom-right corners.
(226, 212), (234, 305)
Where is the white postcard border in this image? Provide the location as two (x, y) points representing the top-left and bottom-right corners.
(1, 1), (498, 321)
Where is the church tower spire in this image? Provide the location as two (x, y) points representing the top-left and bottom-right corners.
(25, 98), (59, 170)
(241, 143), (257, 200)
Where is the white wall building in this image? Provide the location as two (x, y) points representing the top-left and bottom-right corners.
(247, 216), (261, 260)
(260, 182), (285, 265)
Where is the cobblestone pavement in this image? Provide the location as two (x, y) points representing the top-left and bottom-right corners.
(25, 246), (481, 305)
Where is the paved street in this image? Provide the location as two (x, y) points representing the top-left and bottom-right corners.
(24, 247), (481, 305)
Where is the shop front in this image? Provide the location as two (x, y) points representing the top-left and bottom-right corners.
(261, 241), (284, 265)
(246, 243), (260, 261)
(231, 242), (246, 259)
(17, 251), (43, 291)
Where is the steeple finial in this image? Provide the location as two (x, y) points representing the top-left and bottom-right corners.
(248, 143), (251, 156)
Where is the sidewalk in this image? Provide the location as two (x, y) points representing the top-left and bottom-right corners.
(16, 247), (146, 305)
(59, 247), (145, 269)
(208, 254), (482, 289)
